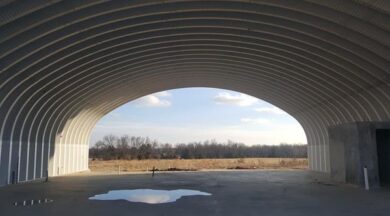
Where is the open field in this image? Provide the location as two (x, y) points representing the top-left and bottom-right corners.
(89, 158), (308, 173)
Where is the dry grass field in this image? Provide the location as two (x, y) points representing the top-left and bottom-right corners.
(89, 158), (308, 173)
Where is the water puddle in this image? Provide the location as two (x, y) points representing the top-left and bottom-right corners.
(89, 189), (211, 204)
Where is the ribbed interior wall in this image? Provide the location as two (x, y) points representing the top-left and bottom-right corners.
(0, 0), (389, 186)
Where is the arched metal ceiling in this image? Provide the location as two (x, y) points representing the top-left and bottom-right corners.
(0, 0), (389, 185)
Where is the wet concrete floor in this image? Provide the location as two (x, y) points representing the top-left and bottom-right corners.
(0, 170), (389, 216)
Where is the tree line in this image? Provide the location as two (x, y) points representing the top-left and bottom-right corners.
(89, 135), (307, 160)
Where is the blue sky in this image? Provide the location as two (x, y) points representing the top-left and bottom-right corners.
(90, 88), (307, 145)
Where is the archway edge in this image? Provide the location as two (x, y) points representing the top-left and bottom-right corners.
(0, 0), (388, 186)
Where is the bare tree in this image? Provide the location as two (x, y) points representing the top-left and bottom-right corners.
(90, 135), (307, 160)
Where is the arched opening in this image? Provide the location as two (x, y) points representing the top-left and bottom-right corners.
(47, 81), (315, 178)
(88, 87), (308, 172)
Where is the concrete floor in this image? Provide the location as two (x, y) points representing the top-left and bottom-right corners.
(0, 170), (389, 216)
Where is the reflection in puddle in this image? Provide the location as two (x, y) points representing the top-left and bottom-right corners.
(89, 189), (211, 204)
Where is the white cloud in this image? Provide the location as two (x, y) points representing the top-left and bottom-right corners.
(240, 118), (271, 125)
(134, 91), (171, 107)
(214, 92), (258, 107)
(154, 91), (171, 97)
(254, 107), (287, 115)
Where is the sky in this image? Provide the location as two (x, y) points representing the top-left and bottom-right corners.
(90, 88), (307, 146)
